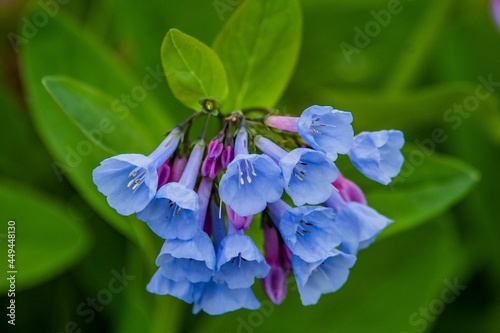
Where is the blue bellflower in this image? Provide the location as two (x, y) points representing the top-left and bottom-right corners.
(192, 280), (260, 315)
(255, 136), (339, 206)
(325, 189), (391, 255)
(297, 105), (354, 160)
(219, 128), (283, 216)
(348, 130), (404, 185)
(156, 230), (216, 283)
(214, 230), (270, 289)
(137, 141), (205, 240)
(147, 269), (199, 303)
(137, 182), (200, 240)
(293, 251), (356, 305)
(192, 199), (261, 315)
(268, 201), (342, 263)
(92, 128), (182, 215)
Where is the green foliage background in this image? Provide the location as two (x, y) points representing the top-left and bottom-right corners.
(1, 0), (499, 332)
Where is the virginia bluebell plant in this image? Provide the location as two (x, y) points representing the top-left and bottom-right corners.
(93, 103), (404, 315)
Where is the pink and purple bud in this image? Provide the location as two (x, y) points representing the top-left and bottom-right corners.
(221, 145), (234, 168)
(156, 159), (171, 189)
(226, 205), (253, 231)
(168, 155), (187, 183)
(261, 224), (288, 304)
(202, 139), (224, 179)
(493, 0), (500, 29)
(333, 173), (367, 205)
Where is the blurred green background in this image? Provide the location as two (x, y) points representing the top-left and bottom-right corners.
(1, 0), (500, 332)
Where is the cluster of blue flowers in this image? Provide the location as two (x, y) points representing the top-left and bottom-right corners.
(92, 104), (404, 315)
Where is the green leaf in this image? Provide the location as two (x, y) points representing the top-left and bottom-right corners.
(213, 0), (302, 111)
(162, 29), (229, 111)
(21, 13), (163, 257)
(359, 146), (480, 238)
(0, 180), (91, 292)
(42, 75), (156, 155)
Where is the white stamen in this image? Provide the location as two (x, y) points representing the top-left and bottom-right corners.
(132, 181), (141, 191)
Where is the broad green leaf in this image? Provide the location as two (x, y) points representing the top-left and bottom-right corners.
(42, 75), (156, 155)
(0, 79), (60, 191)
(162, 29), (229, 111)
(0, 180), (91, 292)
(22, 12), (164, 254)
(213, 0), (302, 111)
(340, 146), (479, 238)
(192, 215), (466, 333)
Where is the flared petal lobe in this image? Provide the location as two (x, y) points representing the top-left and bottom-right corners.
(193, 281), (260, 315)
(348, 130), (404, 185)
(297, 105), (354, 160)
(278, 205), (342, 263)
(137, 182), (200, 240)
(219, 154), (284, 216)
(293, 252), (356, 305)
(280, 148), (339, 206)
(214, 232), (270, 289)
(156, 230), (216, 283)
(92, 154), (158, 215)
(147, 269), (198, 303)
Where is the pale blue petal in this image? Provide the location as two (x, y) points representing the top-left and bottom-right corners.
(193, 281), (260, 315)
(92, 154), (157, 215)
(279, 206), (342, 263)
(137, 182), (199, 240)
(219, 154), (283, 216)
(297, 105), (354, 160)
(348, 130), (404, 185)
(293, 252), (356, 305)
(156, 231), (216, 283)
(279, 148), (338, 206)
(214, 233), (270, 289)
(146, 269), (196, 303)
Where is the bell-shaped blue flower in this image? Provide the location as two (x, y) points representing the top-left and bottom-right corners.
(214, 230), (270, 289)
(338, 202), (392, 254)
(280, 148), (338, 206)
(268, 201), (342, 263)
(293, 251), (356, 305)
(348, 130), (404, 185)
(325, 190), (392, 255)
(192, 280), (260, 315)
(147, 269), (199, 303)
(297, 105), (354, 160)
(137, 182), (199, 240)
(255, 136), (339, 206)
(137, 140), (205, 240)
(92, 128), (182, 215)
(155, 230), (216, 283)
(219, 128), (283, 216)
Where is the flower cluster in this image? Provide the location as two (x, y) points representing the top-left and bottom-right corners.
(92, 104), (404, 315)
